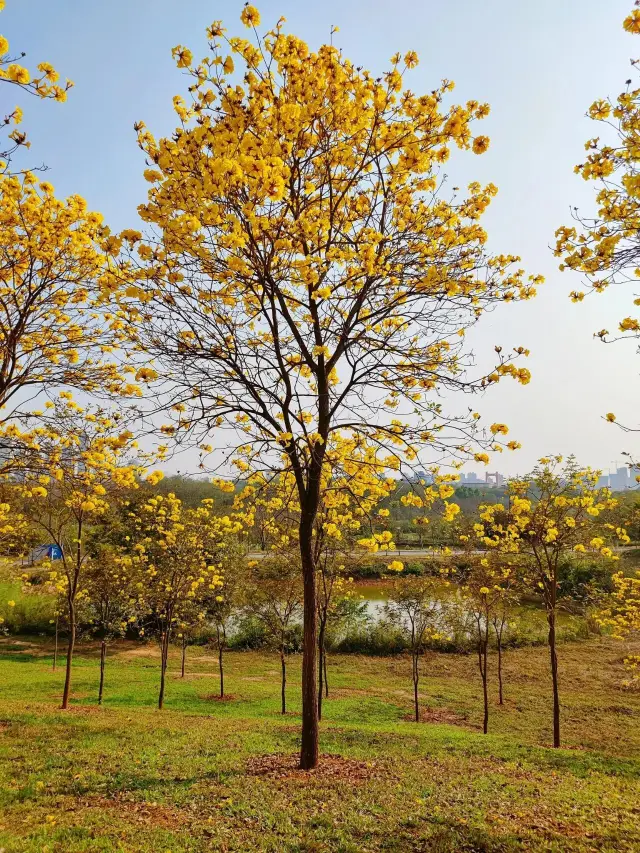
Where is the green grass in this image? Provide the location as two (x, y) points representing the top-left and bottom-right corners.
(1, 637), (640, 851)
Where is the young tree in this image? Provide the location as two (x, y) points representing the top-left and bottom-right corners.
(83, 545), (137, 704)
(128, 494), (239, 709)
(117, 9), (538, 766)
(595, 568), (640, 684)
(453, 555), (519, 732)
(18, 398), (144, 708)
(473, 457), (629, 747)
(204, 543), (247, 698)
(385, 575), (443, 722)
(246, 554), (303, 714)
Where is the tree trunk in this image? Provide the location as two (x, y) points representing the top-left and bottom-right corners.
(299, 522), (318, 769)
(412, 650), (420, 722)
(219, 638), (225, 699)
(98, 639), (106, 705)
(181, 634), (186, 678)
(317, 620), (325, 720)
(53, 614), (59, 672)
(61, 603), (75, 710)
(158, 630), (169, 710)
(280, 647), (287, 715)
(496, 633), (504, 706)
(480, 641), (489, 734)
(323, 645), (329, 698)
(548, 610), (560, 747)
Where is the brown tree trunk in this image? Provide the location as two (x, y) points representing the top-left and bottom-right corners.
(413, 650), (420, 722)
(479, 640), (488, 734)
(280, 646), (286, 715)
(98, 639), (106, 705)
(181, 634), (186, 678)
(218, 627), (225, 699)
(496, 633), (504, 706)
(61, 602), (75, 710)
(53, 614), (59, 672)
(548, 610), (560, 747)
(323, 645), (329, 698)
(299, 520), (318, 769)
(158, 630), (170, 710)
(317, 620), (325, 720)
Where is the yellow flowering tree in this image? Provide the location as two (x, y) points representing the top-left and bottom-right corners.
(18, 398), (144, 709)
(384, 576), (445, 723)
(0, 1), (73, 173)
(472, 457), (628, 747)
(125, 493), (240, 709)
(452, 551), (522, 732)
(81, 544), (140, 705)
(118, 8), (537, 767)
(555, 5), (640, 451)
(595, 569), (640, 684)
(0, 175), (131, 451)
(245, 554), (303, 714)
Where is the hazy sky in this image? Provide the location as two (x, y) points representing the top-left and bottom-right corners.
(3, 0), (640, 476)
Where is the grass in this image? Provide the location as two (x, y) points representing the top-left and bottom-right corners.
(1, 637), (640, 851)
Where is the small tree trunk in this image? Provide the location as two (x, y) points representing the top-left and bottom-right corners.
(281, 646), (287, 714)
(181, 634), (186, 678)
(158, 630), (170, 710)
(98, 639), (106, 705)
(53, 614), (59, 672)
(218, 631), (225, 699)
(317, 621), (325, 720)
(548, 609), (560, 747)
(481, 641), (489, 734)
(496, 632), (504, 706)
(61, 602), (76, 710)
(323, 646), (329, 698)
(413, 650), (420, 722)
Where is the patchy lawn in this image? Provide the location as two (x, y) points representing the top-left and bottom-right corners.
(1, 637), (640, 851)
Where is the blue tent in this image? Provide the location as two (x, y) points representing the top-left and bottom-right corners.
(29, 544), (63, 563)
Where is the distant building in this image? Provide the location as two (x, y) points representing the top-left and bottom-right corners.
(596, 475), (609, 489)
(610, 467), (632, 491)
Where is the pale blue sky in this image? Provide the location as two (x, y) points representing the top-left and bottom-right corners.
(2, 0), (639, 475)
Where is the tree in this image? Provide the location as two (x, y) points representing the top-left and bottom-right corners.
(17, 398), (144, 708)
(385, 576), (443, 722)
(453, 553), (520, 731)
(126, 494), (239, 709)
(0, 175), (132, 451)
(246, 553), (303, 714)
(117, 8), (538, 767)
(472, 457), (629, 747)
(555, 4), (640, 452)
(0, 5), (73, 174)
(204, 541), (247, 698)
(595, 568), (640, 684)
(83, 545), (137, 704)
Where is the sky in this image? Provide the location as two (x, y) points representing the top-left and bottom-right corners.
(2, 0), (640, 477)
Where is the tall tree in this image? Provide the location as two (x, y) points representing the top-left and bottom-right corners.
(117, 8), (537, 767)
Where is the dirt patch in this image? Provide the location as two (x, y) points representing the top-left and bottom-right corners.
(202, 693), (239, 702)
(246, 752), (388, 783)
(402, 705), (475, 728)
